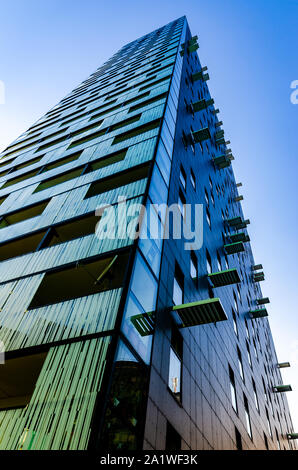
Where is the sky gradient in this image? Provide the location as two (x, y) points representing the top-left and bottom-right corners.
(0, 0), (298, 429)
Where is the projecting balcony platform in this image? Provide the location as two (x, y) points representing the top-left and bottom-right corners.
(215, 129), (225, 144)
(192, 127), (211, 143)
(226, 217), (250, 230)
(273, 384), (292, 393)
(191, 69), (209, 82)
(257, 297), (270, 305)
(180, 37), (199, 55)
(224, 241), (245, 255)
(253, 264), (263, 270)
(130, 312), (155, 337)
(213, 154), (231, 169)
(287, 433), (298, 440)
(277, 362), (291, 368)
(253, 272), (265, 282)
(173, 298), (228, 327)
(229, 232), (250, 243)
(192, 98), (214, 112)
(208, 268), (241, 287)
(249, 308), (268, 319)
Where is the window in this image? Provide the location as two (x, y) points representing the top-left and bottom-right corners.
(245, 318), (250, 339)
(179, 165), (186, 190)
(85, 163), (149, 199)
(190, 169), (196, 190)
(0, 353), (47, 410)
(237, 284), (242, 303)
(178, 190), (186, 218)
(0, 200), (49, 229)
(233, 291), (238, 314)
(246, 341), (252, 368)
(216, 251), (222, 271)
(206, 249), (212, 274)
(165, 422), (181, 450)
(235, 427), (242, 450)
(206, 206), (211, 228)
(232, 309), (238, 337)
(33, 165), (85, 193)
(252, 378), (259, 412)
(168, 326), (183, 402)
(112, 119), (160, 145)
(275, 428), (280, 450)
(29, 252), (129, 309)
(204, 188), (209, 205)
(264, 432), (269, 450)
(266, 407), (272, 438)
(229, 365), (238, 413)
(243, 394), (252, 439)
(190, 251), (198, 280)
(173, 264), (184, 306)
(237, 347), (244, 382)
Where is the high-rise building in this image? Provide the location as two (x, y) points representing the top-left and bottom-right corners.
(0, 16), (295, 451)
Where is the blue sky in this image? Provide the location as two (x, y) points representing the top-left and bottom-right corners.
(0, 0), (298, 429)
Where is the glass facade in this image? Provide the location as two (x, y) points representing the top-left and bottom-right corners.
(0, 16), (295, 451)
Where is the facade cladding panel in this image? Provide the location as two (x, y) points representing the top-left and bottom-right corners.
(0, 17), (295, 451)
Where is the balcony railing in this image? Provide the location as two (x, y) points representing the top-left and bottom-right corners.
(249, 308), (268, 319)
(208, 268), (241, 287)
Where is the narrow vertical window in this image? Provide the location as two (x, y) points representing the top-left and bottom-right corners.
(229, 365), (238, 413)
(235, 426), (242, 450)
(246, 341), (252, 368)
(168, 326), (183, 402)
(206, 249), (212, 274)
(179, 165), (186, 190)
(190, 251), (198, 280)
(173, 264), (184, 306)
(232, 309), (238, 337)
(237, 347), (244, 382)
(243, 394), (252, 439)
(190, 168), (196, 190)
(252, 378), (259, 412)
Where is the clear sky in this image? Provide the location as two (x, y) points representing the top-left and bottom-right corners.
(0, 0), (298, 429)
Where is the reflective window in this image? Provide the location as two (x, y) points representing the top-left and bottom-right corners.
(122, 252), (157, 364)
(244, 394), (253, 439)
(229, 365), (238, 413)
(168, 327), (183, 401)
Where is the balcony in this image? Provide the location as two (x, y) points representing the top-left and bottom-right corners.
(180, 36), (199, 55)
(224, 241), (245, 255)
(249, 308), (268, 319)
(273, 384), (292, 393)
(235, 195), (243, 202)
(191, 98), (214, 112)
(208, 268), (241, 287)
(257, 297), (270, 305)
(287, 433), (298, 440)
(277, 362), (291, 368)
(226, 217), (250, 230)
(213, 154), (231, 169)
(191, 127), (211, 143)
(253, 271), (265, 282)
(130, 311), (155, 337)
(215, 129), (225, 145)
(173, 298), (227, 327)
(253, 264), (263, 270)
(229, 232), (250, 243)
(191, 67), (209, 82)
